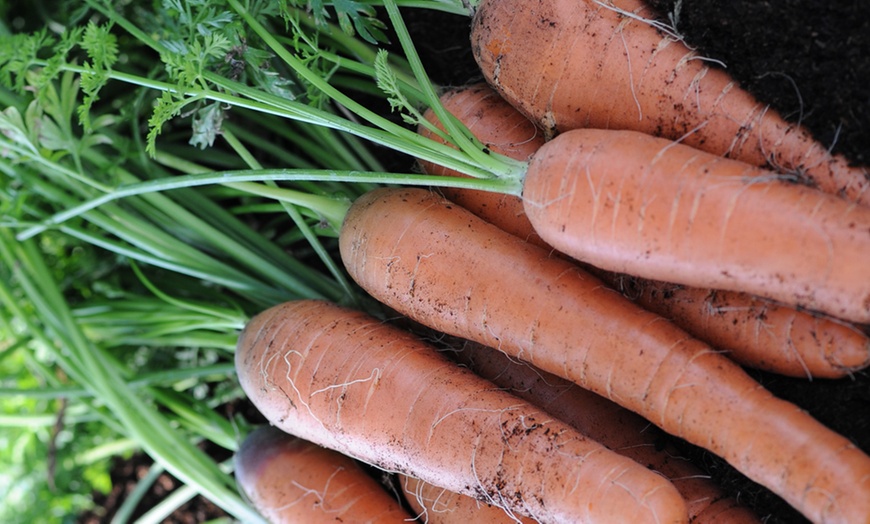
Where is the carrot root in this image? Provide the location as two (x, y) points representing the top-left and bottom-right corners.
(339, 187), (870, 524)
(418, 83), (870, 379)
(236, 299), (689, 524)
(400, 473), (540, 524)
(441, 340), (761, 523)
(234, 425), (411, 523)
(470, 0), (870, 206)
(521, 127), (870, 323)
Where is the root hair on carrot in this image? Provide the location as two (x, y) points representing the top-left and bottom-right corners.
(592, 0), (726, 68)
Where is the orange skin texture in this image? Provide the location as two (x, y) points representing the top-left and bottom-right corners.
(234, 426), (411, 523)
(610, 282), (870, 379)
(419, 84), (870, 379)
(444, 341), (760, 523)
(522, 128), (870, 324)
(399, 473), (540, 524)
(471, 0), (870, 205)
(235, 300), (689, 524)
(339, 187), (870, 524)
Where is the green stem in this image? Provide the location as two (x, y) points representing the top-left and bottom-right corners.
(223, 0), (524, 180)
(17, 168), (511, 240)
(381, 0), (491, 165)
(220, 128), (360, 300)
(0, 231), (265, 523)
(354, 0), (478, 15)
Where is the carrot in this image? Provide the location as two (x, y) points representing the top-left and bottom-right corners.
(338, 186), (870, 524)
(440, 340), (760, 523)
(520, 125), (870, 324)
(235, 299), (689, 524)
(399, 473), (539, 524)
(602, 281), (870, 379)
(418, 84), (870, 379)
(470, 0), (870, 206)
(234, 425), (411, 523)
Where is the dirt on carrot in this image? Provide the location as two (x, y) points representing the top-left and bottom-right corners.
(440, 340), (760, 523)
(417, 83), (870, 379)
(470, 0), (870, 206)
(399, 473), (540, 524)
(235, 299), (689, 524)
(339, 186), (870, 524)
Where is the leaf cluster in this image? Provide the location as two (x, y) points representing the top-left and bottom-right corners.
(285, 0), (387, 44)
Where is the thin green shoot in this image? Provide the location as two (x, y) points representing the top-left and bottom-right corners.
(219, 126), (358, 299)
(110, 462), (165, 524)
(17, 168), (501, 241)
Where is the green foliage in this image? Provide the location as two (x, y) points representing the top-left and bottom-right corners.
(0, 0), (511, 521)
(374, 48), (423, 125)
(0, 371), (119, 524)
(286, 0), (387, 44)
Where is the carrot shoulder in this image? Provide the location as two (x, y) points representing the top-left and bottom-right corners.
(235, 299), (688, 524)
(339, 187), (870, 524)
(471, 0), (870, 205)
(234, 425), (411, 523)
(419, 84), (870, 379)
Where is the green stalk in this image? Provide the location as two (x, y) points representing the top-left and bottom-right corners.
(80, 1), (516, 182)
(223, 0), (524, 180)
(4, 135), (346, 302)
(220, 127), (359, 300)
(0, 364), (237, 400)
(353, 0), (478, 14)
(111, 463), (165, 524)
(380, 0), (496, 166)
(18, 168), (506, 240)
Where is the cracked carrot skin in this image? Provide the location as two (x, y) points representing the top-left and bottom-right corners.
(443, 341), (760, 523)
(234, 425), (411, 523)
(339, 187), (870, 524)
(419, 84), (870, 379)
(235, 299), (689, 524)
(471, 0), (870, 206)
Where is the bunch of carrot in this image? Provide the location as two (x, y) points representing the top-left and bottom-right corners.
(233, 1), (870, 523)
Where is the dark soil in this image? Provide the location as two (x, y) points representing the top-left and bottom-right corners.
(76, 451), (229, 524)
(84, 2), (870, 523)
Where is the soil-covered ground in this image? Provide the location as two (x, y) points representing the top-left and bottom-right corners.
(81, 2), (869, 523)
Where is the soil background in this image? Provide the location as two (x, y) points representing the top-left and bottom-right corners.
(80, 2), (870, 523)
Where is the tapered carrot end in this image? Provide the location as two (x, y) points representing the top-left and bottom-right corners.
(826, 336), (870, 377)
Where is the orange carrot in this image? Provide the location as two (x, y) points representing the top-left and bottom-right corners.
(235, 299), (689, 524)
(602, 281), (870, 379)
(399, 473), (539, 524)
(339, 186), (870, 524)
(470, 0), (870, 206)
(234, 425), (411, 523)
(419, 84), (870, 378)
(442, 340), (760, 523)
(520, 126), (870, 324)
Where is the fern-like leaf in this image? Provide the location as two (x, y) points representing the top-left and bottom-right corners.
(374, 49), (422, 125)
(81, 22), (119, 71)
(147, 91), (196, 157)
